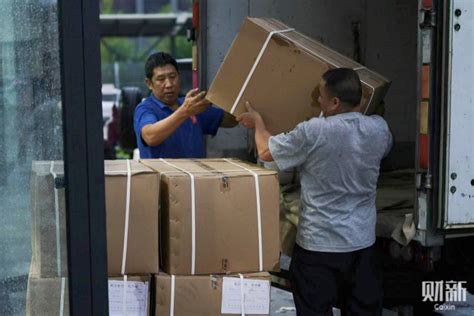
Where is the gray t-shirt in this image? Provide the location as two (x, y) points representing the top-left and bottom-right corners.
(269, 112), (392, 252)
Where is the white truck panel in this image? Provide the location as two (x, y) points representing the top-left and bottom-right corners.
(444, 0), (474, 228)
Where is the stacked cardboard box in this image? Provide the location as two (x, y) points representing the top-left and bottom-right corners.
(207, 17), (391, 135)
(141, 158), (280, 275)
(30, 161), (67, 278)
(155, 272), (272, 316)
(139, 158), (279, 315)
(28, 158), (279, 315)
(26, 274), (151, 316)
(29, 160), (160, 277)
(104, 159), (160, 275)
(27, 160), (159, 314)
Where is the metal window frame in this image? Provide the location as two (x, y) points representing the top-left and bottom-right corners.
(58, 0), (109, 314)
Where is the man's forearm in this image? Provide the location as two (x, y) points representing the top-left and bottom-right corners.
(141, 109), (188, 146)
(254, 117), (273, 161)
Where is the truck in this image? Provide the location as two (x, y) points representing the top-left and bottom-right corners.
(193, 0), (474, 311)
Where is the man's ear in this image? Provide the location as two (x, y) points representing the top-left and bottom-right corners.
(145, 78), (152, 90)
(329, 96), (341, 110)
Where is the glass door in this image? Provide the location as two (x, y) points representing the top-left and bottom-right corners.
(0, 0), (108, 314)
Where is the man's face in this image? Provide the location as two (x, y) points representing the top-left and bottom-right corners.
(318, 80), (339, 117)
(146, 64), (181, 106)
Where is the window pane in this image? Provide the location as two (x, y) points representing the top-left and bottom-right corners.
(0, 1), (68, 315)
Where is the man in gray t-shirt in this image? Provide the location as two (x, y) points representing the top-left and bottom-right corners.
(238, 68), (392, 315)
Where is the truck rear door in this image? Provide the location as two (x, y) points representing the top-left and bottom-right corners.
(439, 0), (474, 229)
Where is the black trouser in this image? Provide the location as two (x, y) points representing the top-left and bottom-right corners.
(290, 243), (383, 316)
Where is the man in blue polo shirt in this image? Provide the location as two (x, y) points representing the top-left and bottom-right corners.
(134, 52), (237, 158)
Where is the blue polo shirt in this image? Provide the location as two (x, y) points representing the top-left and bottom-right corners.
(134, 95), (224, 158)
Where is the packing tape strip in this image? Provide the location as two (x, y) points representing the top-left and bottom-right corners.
(223, 159), (263, 271)
(121, 159), (132, 275)
(50, 161), (62, 277)
(230, 28), (295, 114)
(363, 85), (376, 114)
(159, 159), (197, 275)
(138, 159), (265, 174)
(60, 277), (66, 316)
(239, 274), (245, 316)
(118, 168), (263, 175)
(122, 275), (128, 316)
(170, 275), (176, 316)
(352, 66), (376, 114)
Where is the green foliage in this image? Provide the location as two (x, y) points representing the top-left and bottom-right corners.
(115, 147), (132, 159)
(175, 36), (192, 58)
(101, 37), (136, 63)
(102, 0), (114, 14)
(160, 4), (172, 13)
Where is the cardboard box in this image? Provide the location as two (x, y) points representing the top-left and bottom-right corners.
(30, 160), (160, 277)
(30, 161), (68, 278)
(26, 275), (70, 316)
(105, 160), (160, 275)
(207, 17), (391, 134)
(26, 274), (150, 316)
(141, 158), (280, 275)
(155, 272), (271, 316)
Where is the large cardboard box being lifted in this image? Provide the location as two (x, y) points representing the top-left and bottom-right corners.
(155, 272), (271, 316)
(141, 158), (280, 275)
(207, 17), (391, 135)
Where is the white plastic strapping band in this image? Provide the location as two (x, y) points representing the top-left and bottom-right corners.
(223, 159), (263, 271)
(159, 159), (197, 275)
(351, 66), (376, 114)
(170, 275), (176, 316)
(60, 277), (65, 316)
(239, 274), (245, 316)
(121, 159), (132, 275)
(363, 85), (376, 115)
(230, 28), (294, 114)
(50, 161), (62, 277)
(122, 275), (128, 316)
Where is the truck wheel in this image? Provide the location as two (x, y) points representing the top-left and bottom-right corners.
(119, 86), (142, 151)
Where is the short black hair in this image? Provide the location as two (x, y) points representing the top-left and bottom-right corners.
(322, 68), (362, 107)
(145, 52), (179, 79)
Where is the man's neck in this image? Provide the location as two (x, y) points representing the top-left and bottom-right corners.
(152, 94), (179, 111)
(325, 105), (362, 117)
(167, 103), (179, 111)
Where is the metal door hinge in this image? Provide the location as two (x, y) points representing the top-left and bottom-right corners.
(424, 173), (432, 189)
(420, 8), (437, 29)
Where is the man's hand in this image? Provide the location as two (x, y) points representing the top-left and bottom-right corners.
(237, 101), (273, 161)
(236, 101), (262, 129)
(178, 88), (211, 117)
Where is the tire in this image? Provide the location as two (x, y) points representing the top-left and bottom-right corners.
(119, 86), (142, 150)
